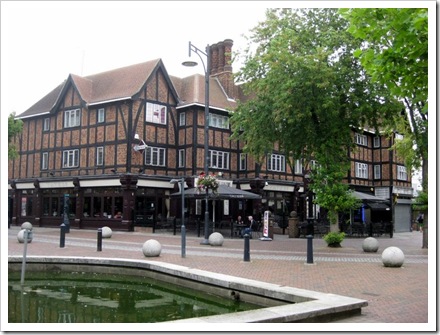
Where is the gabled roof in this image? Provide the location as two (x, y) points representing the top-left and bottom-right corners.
(172, 74), (237, 112)
(17, 59), (167, 118)
(17, 58), (240, 119)
(17, 82), (66, 119)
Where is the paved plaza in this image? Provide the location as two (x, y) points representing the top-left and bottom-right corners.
(6, 225), (433, 331)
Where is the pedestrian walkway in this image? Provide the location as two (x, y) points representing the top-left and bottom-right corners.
(7, 226), (433, 329)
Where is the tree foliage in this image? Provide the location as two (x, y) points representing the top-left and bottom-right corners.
(230, 8), (399, 222)
(340, 8), (429, 247)
(340, 8), (428, 167)
(8, 113), (23, 160)
(310, 155), (361, 227)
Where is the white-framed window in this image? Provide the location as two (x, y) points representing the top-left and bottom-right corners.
(179, 112), (186, 126)
(373, 136), (380, 148)
(178, 149), (185, 168)
(309, 160), (318, 170)
(145, 146), (166, 166)
(43, 118), (50, 131)
(96, 146), (104, 166)
(267, 154), (285, 172)
(41, 152), (48, 170)
(64, 109), (81, 128)
(209, 113), (229, 129)
(355, 132), (368, 146)
(355, 162), (368, 179)
(62, 149), (79, 168)
(294, 159), (303, 174)
(97, 108), (105, 123)
(374, 165), (381, 179)
(146, 102), (167, 125)
(397, 165), (407, 181)
(239, 153), (247, 171)
(209, 150), (229, 169)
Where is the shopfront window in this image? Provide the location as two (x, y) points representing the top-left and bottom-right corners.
(42, 190), (76, 218)
(20, 192), (34, 217)
(84, 188), (123, 219)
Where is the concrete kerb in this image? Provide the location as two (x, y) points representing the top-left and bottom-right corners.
(8, 255), (367, 323)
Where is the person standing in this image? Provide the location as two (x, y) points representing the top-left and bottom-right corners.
(417, 213), (424, 232)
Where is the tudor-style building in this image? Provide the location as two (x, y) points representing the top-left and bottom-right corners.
(8, 39), (413, 233)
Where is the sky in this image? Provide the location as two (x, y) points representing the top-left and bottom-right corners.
(1, 1), (271, 115)
(1, 1), (435, 191)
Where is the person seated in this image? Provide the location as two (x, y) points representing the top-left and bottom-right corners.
(114, 211), (122, 219)
(241, 216), (256, 238)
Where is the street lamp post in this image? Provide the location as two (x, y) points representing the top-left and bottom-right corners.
(170, 178), (186, 257)
(183, 41), (211, 245)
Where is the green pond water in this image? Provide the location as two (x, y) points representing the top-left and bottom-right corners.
(8, 270), (263, 323)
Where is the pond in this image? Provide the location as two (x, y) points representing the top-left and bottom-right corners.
(8, 270), (263, 323)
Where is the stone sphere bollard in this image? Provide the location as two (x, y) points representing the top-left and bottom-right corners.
(142, 239), (162, 257)
(209, 232), (224, 246)
(362, 237), (379, 253)
(17, 229), (33, 243)
(101, 226), (113, 238)
(382, 246), (405, 267)
(21, 221), (33, 230)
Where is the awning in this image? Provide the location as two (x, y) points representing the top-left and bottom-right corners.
(352, 191), (387, 201)
(367, 202), (390, 210)
(171, 184), (261, 200)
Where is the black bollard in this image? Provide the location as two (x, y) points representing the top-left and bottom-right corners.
(60, 223), (66, 248)
(243, 234), (250, 262)
(97, 228), (102, 252)
(306, 235), (314, 264)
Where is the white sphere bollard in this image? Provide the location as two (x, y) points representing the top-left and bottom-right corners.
(142, 239), (162, 257)
(362, 237), (379, 253)
(209, 232), (224, 246)
(17, 229), (33, 243)
(21, 221), (33, 230)
(382, 246), (405, 267)
(101, 226), (112, 238)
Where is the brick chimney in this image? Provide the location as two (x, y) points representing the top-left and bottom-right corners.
(209, 43), (219, 75)
(209, 39), (236, 99)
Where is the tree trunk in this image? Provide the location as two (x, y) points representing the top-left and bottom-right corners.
(422, 157), (428, 249)
(329, 210), (339, 233)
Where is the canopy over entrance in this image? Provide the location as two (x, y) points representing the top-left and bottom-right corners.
(351, 191), (388, 202)
(171, 184), (261, 200)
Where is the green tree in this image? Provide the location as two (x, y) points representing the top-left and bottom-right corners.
(311, 155), (361, 231)
(8, 112), (23, 160)
(230, 8), (399, 228)
(340, 8), (428, 248)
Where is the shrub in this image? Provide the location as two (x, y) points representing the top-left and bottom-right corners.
(323, 231), (346, 246)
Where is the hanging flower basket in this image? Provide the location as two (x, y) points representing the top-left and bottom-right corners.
(196, 172), (219, 195)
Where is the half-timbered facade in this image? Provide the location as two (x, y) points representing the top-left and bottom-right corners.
(8, 39), (413, 233)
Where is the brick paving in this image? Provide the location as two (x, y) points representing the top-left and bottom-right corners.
(7, 225), (433, 329)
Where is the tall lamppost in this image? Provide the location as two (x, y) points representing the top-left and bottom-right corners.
(170, 178), (186, 257)
(183, 41), (211, 245)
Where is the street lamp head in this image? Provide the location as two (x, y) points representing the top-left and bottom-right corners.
(182, 60), (198, 67)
